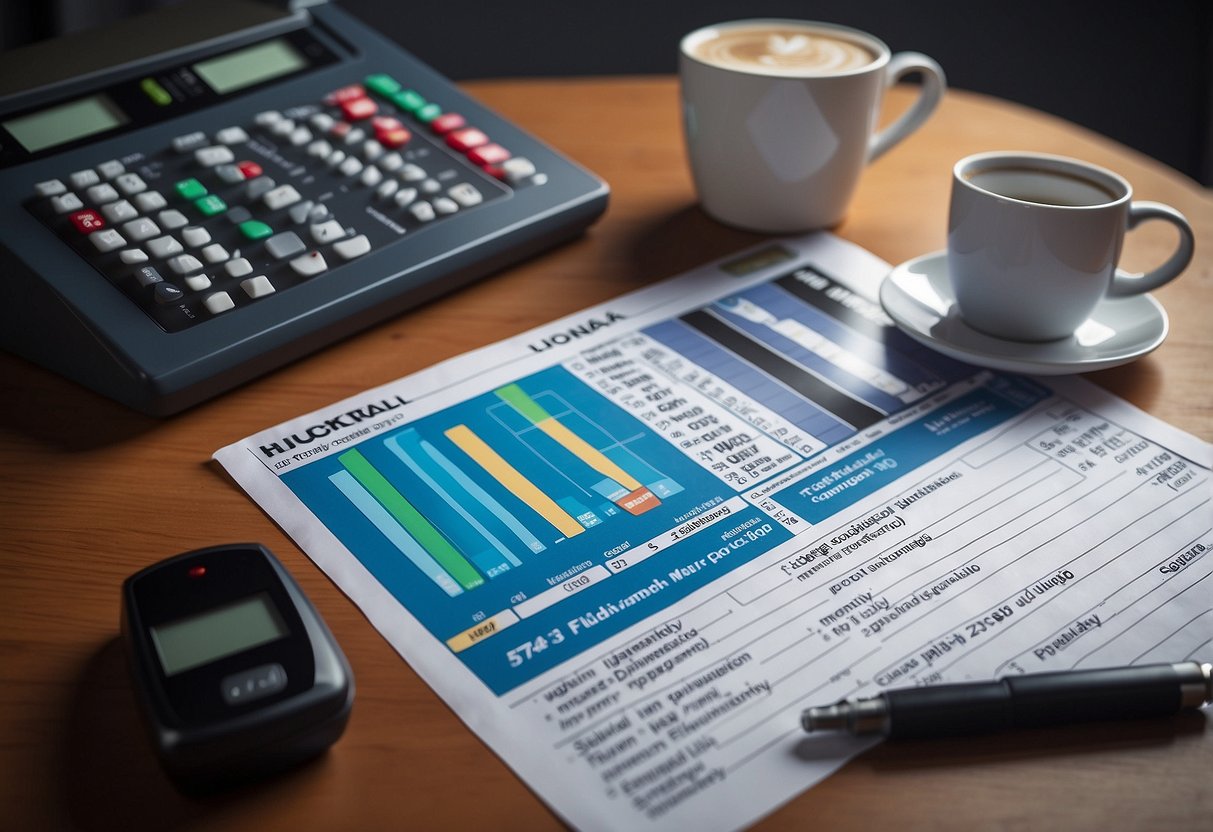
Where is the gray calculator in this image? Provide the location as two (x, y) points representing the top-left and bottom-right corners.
(0, 1), (608, 415)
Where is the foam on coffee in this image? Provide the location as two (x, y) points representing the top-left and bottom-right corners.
(688, 23), (878, 76)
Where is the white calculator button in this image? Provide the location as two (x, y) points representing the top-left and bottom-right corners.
(97, 160), (125, 179)
(200, 243), (229, 263)
(342, 128), (366, 146)
(333, 234), (371, 260)
(89, 229), (126, 252)
(225, 258), (254, 277)
(448, 183), (483, 207)
(254, 110), (283, 126)
(393, 187), (417, 208)
(288, 127), (313, 146)
(101, 200), (138, 223)
(194, 146), (235, 167)
(338, 156), (363, 177)
(433, 197), (459, 215)
(168, 254), (204, 275)
(359, 166), (383, 187)
(215, 126), (249, 145)
(270, 118), (295, 137)
(172, 131), (208, 152)
(184, 273), (212, 291)
(400, 163), (426, 182)
(122, 218), (161, 242)
(289, 251), (328, 276)
(86, 183), (120, 204)
(376, 179), (399, 200)
(362, 140), (384, 161)
(409, 201), (436, 223)
(420, 179), (441, 194)
(501, 157), (537, 184)
(146, 235), (184, 258)
(324, 150), (346, 168)
(70, 169), (100, 189)
(134, 191), (167, 212)
(158, 209), (189, 229)
(115, 173), (147, 195)
(51, 193), (84, 214)
(181, 226), (212, 247)
(263, 184), (302, 210)
(34, 179), (66, 197)
(310, 220), (346, 244)
(241, 275), (276, 298)
(307, 204), (331, 223)
(119, 248), (149, 264)
(306, 139), (332, 159)
(378, 152), (403, 172)
(309, 113), (335, 132)
(203, 292), (235, 315)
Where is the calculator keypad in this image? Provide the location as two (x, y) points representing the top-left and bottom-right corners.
(27, 73), (540, 333)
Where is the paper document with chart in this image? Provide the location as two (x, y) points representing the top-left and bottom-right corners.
(215, 233), (1212, 832)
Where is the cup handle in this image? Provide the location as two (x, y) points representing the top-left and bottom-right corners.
(868, 52), (946, 163)
(1108, 201), (1195, 297)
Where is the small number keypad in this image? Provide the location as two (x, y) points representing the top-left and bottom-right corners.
(27, 73), (541, 332)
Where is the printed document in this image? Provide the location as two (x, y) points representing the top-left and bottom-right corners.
(215, 234), (1212, 831)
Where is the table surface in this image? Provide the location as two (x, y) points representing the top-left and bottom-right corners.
(2, 77), (1210, 831)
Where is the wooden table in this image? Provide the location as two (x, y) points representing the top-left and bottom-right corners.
(2, 78), (1210, 831)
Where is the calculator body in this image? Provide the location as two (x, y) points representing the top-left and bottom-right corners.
(0, 1), (608, 415)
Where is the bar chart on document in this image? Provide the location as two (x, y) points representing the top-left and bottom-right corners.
(281, 265), (1023, 693)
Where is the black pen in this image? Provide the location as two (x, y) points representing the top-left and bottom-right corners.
(801, 661), (1212, 739)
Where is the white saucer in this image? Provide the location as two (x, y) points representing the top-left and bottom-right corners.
(879, 251), (1168, 375)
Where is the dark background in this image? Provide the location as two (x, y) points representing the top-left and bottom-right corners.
(3, 0), (1211, 185)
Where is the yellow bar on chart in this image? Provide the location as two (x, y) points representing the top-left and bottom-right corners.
(444, 424), (585, 539)
(536, 419), (643, 492)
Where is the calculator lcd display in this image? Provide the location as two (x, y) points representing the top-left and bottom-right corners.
(193, 38), (309, 95)
(3, 94), (128, 153)
(150, 592), (289, 676)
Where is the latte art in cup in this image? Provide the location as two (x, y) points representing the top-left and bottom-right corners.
(687, 24), (877, 75)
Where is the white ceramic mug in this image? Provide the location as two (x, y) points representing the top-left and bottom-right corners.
(948, 151), (1195, 341)
(679, 19), (945, 232)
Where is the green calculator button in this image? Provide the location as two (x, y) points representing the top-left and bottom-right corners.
(239, 220), (273, 240)
(175, 178), (207, 200)
(364, 73), (401, 97)
(194, 194), (227, 216)
(415, 102), (442, 123)
(390, 89), (426, 113)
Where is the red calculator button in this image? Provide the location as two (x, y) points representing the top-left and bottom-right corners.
(378, 128), (412, 148)
(326, 84), (366, 104)
(468, 143), (511, 166)
(372, 116), (404, 133)
(482, 164), (507, 180)
(69, 209), (105, 233)
(429, 113), (466, 135)
(340, 96), (378, 121)
(446, 127), (489, 152)
(237, 160), (263, 179)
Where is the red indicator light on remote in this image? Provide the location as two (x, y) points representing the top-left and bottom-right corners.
(188, 565), (207, 579)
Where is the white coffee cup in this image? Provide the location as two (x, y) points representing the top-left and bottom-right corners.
(679, 19), (945, 232)
(948, 151), (1195, 341)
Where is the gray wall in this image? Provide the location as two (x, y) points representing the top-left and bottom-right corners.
(342, 0), (1213, 186)
(4, 0), (1210, 184)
